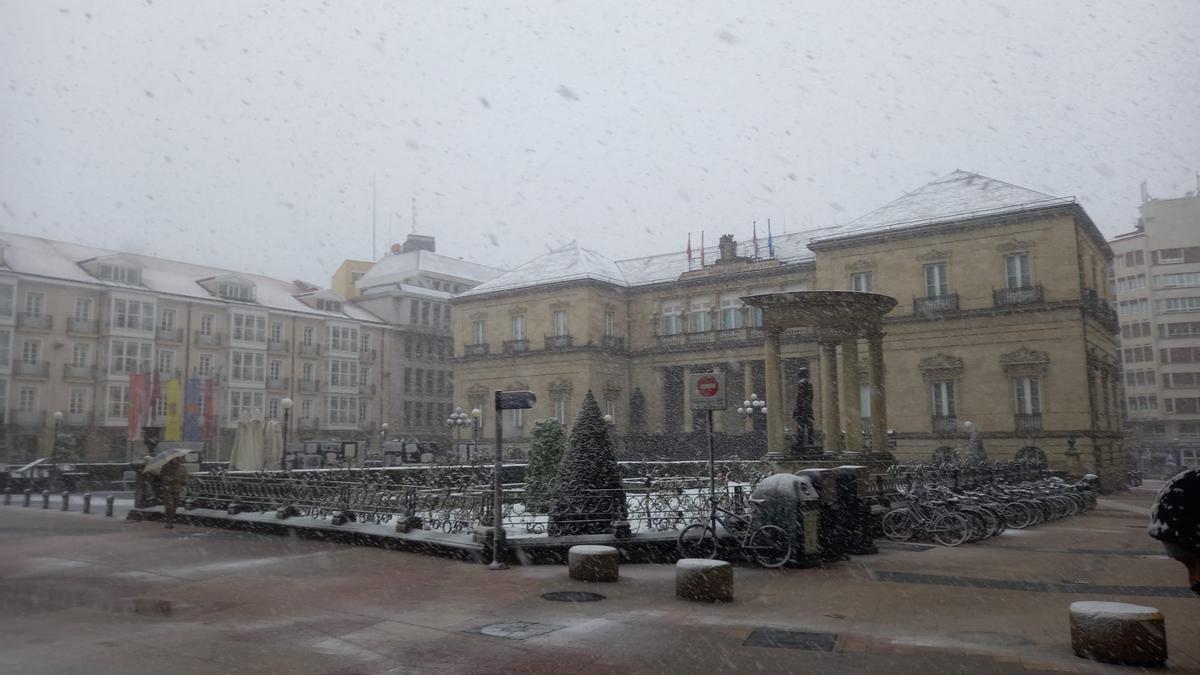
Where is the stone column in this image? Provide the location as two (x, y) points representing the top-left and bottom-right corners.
(764, 329), (786, 459)
(867, 330), (888, 453)
(819, 340), (840, 452)
(839, 337), (863, 451)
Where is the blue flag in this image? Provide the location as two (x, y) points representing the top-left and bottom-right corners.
(767, 219), (775, 258)
(183, 377), (203, 441)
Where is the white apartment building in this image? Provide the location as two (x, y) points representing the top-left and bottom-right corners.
(1111, 188), (1200, 471)
(0, 232), (389, 463)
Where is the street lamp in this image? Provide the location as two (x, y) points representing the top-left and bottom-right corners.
(470, 408), (482, 461)
(280, 398), (293, 470)
(380, 422), (389, 460)
(446, 407), (473, 461)
(51, 410), (63, 462)
(737, 394), (766, 420)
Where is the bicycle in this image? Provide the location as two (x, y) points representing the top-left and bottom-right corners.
(676, 496), (792, 568)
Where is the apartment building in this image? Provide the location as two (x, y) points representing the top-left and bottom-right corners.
(452, 172), (1127, 488)
(1110, 189), (1200, 470)
(0, 233), (388, 463)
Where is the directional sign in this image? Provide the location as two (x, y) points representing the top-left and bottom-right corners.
(688, 372), (727, 411)
(495, 390), (537, 411)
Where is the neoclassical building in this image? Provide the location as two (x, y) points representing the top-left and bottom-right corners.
(451, 172), (1126, 487)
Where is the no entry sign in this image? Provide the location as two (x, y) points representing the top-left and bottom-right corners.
(688, 372), (727, 411)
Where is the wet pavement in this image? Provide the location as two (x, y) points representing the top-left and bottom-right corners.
(0, 482), (1197, 674)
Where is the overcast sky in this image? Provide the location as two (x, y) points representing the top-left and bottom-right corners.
(2, 1), (1198, 285)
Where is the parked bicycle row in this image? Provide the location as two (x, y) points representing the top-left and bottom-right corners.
(880, 474), (1098, 547)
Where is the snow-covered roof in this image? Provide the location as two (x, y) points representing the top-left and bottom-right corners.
(356, 248), (504, 292)
(459, 226), (835, 298)
(0, 231), (385, 324)
(813, 171), (1074, 244)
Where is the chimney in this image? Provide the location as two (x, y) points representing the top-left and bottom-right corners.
(400, 234), (436, 254)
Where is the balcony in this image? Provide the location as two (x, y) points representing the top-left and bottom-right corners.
(266, 377), (290, 391)
(359, 348), (377, 362)
(358, 383), (376, 396)
(12, 360), (49, 379)
(464, 343), (490, 357)
(67, 318), (98, 335)
(17, 313), (52, 331)
(299, 342), (322, 356)
(1080, 288), (1119, 334)
(914, 293), (960, 316)
(993, 285), (1044, 308)
(298, 416), (319, 430)
(63, 364), (97, 381)
(194, 331), (223, 347)
(268, 338), (289, 353)
(12, 409), (45, 429)
(1014, 413), (1043, 432)
(64, 411), (91, 426)
(502, 339), (529, 355)
(297, 378), (320, 393)
(931, 415), (958, 433)
(599, 335), (626, 351)
(157, 326), (183, 343)
(545, 335), (575, 350)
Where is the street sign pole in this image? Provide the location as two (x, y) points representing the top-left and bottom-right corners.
(490, 390), (536, 571)
(688, 372), (727, 530)
(708, 408), (716, 532)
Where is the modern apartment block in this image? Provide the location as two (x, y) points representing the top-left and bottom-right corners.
(0, 233), (389, 463)
(1110, 188), (1200, 471)
(451, 172), (1127, 488)
(348, 234), (504, 442)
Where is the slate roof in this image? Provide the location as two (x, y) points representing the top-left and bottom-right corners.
(355, 247), (504, 292)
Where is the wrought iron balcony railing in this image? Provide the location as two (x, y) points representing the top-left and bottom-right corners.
(502, 339), (529, 354)
(931, 415), (958, 433)
(1014, 412), (1043, 432)
(544, 335), (575, 350)
(599, 335), (626, 351)
(914, 293), (960, 315)
(463, 343), (490, 357)
(993, 284), (1044, 308)
(67, 318), (98, 335)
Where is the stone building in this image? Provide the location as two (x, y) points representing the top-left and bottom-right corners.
(452, 172), (1126, 487)
(348, 234), (504, 443)
(0, 233), (389, 462)
(1110, 188), (1200, 472)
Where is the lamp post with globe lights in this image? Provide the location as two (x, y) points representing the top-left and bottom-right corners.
(737, 394), (766, 424)
(280, 398), (293, 470)
(446, 407), (475, 462)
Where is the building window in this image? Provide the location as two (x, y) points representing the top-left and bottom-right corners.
(328, 359), (359, 388)
(20, 339), (39, 365)
(302, 326), (314, 345)
(360, 332), (371, 353)
(511, 408), (525, 429)
(24, 292), (44, 317)
(1012, 376), (1042, 414)
(199, 313), (215, 336)
(197, 353), (213, 377)
(512, 315), (526, 340)
(1004, 253), (1032, 289)
(554, 397), (570, 425)
(924, 263), (949, 297)
(689, 300), (712, 333)
(231, 313), (267, 342)
(74, 298), (93, 322)
(851, 272), (873, 293)
(68, 389), (88, 415)
(229, 351), (266, 382)
(605, 399), (617, 424)
(97, 263), (140, 284)
(270, 322), (284, 343)
(228, 390), (264, 421)
(110, 339), (153, 374)
(1156, 248), (1185, 264)
(218, 281), (255, 301)
(302, 362), (314, 381)
(932, 381), (956, 417)
(553, 310), (569, 337)
(159, 308), (176, 331)
(472, 320), (486, 345)
(112, 298), (154, 331)
(661, 301), (683, 336)
(107, 384), (130, 418)
(859, 382), (871, 419)
(719, 295), (743, 330)
(326, 395), (357, 424)
(70, 343), (89, 368)
(329, 325), (359, 352)
(18, 386), (37, 412)
(268, 398), (280, 420)
(268, 360), (282, 380)
(301, 399), (312, 418)
(604, 310), (616, 337)
(0, 284), (14, 318)
(316, 298), (342, 313)
(157, 349), (175, 373)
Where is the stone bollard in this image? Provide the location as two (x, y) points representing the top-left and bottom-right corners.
(675, 558), (734, 603)
(568, 545), (620, 582)
(61, 491), (70, 511)
(41, 490), (50, 509)
(3, 487), (10, 505)
(105, 495), (115, 517)
(1069, 601), (1167, 667)
(23, 489), (32, 507)
(83, 493), (92, 514)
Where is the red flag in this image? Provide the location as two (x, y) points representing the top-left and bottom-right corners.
(686, 233), (693, 269)
(700, 231), (705, 266)
(149, 370), (161, 425)
(127, 373), (145, 441)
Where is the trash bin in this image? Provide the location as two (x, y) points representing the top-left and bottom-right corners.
(797, 468), (848, 563)
(750, 473), (821, 567)
(835, 465), (877, 555)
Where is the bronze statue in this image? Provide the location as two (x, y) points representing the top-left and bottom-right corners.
(792, 374), (814, 446)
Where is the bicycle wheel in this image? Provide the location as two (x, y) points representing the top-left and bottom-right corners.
(747, 525), (791, 568)
(930, 512), (969, 547)
(677, 523), (717, 559)
(881, 508), (913, 542)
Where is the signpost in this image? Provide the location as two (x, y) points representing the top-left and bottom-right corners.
(490, 390), (537, 570)
(688, 373), (727, 531)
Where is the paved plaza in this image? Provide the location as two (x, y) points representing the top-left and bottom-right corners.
(0, 482), (1196, 674)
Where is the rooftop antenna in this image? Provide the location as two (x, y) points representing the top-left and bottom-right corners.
(1140, 180), (1151, 204)
(411, 196), (417, 234)
(371, 175), (378, 260)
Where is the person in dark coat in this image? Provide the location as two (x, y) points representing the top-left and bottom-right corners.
(1148, 468), (1200, 595)
(792, 375), (814, 446)
(158, 456), (190, 529)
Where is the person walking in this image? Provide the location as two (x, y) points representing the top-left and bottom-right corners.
(143, 448), (190, 529)
(1148, 468), (1200, 596)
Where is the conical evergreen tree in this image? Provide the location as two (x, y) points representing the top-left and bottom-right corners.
(523, 418), (566, 512)
(548, 390), (627, 535)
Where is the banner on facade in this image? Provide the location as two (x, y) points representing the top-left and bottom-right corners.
(183, 377), (203, 442)
(203, 378), (215, 441)
(164, 378), (183, 441)
(127, 373), (146, 441)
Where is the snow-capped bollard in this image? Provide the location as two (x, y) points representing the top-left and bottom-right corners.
(3, 487), (10, 505)
(41, 490), (50, 509)
(1069, 601), (1167, 667)
(82, 493), (92, 514)
(568, 545), (620, 582)
(61, 491), (70, 511)
(675, 558), (734, 603)
(104, 495), (115, 517)
(22, 489), (32, 507)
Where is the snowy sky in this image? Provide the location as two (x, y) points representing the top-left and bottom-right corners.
(1, 1), (1197, 284)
